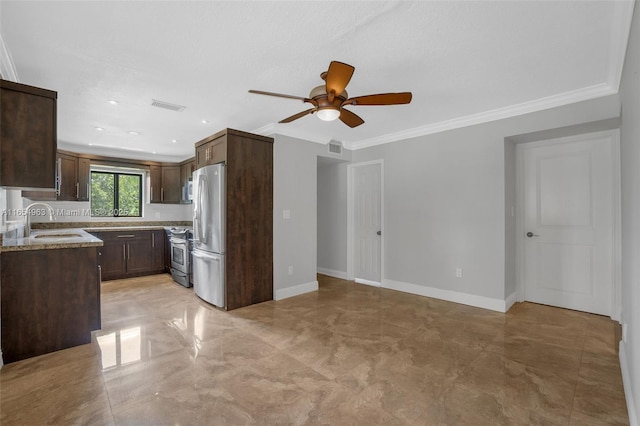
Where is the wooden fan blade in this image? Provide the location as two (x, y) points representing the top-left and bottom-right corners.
(279, 108), (316, 123)
(339, 108), (364, 128)
(325, 61), (355, 102)
(343, 92), (412, 106)
(249, 90), (310, 102)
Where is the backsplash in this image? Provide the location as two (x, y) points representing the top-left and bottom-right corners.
(19, 199), (193, 224)
(0, 189), (26, 239)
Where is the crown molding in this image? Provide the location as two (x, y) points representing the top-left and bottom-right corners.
(251, 83), (618, 152)
(345, 83), (617, 151)
(252, 123), (332, 145)
(0, 33), (19, 82)
(607, 0), (636, 92)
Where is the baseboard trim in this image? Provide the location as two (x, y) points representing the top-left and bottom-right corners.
(317, 267), (348, 280)
(619, 341), (638, 426)
(274, 281), (318, 301)
(382, 279), (510, 312)
(355, 278), (381, 287)
(505, 291), (518, 312)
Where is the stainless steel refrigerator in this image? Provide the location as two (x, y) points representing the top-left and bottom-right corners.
(192, 163), (225, 307)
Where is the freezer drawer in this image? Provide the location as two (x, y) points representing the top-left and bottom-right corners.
(192, 249), (225, 308)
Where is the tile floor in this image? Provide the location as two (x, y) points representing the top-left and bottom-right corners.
(0, 273), (629, 425)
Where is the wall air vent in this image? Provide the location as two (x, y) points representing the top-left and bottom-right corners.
(328, 140), (343, 155)
(151, 99), (186, 112)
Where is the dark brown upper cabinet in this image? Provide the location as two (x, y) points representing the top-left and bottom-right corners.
(150, 164), (181, 204)
(56, 152), (78, 201)
(179, 158), (195, 203)
(77, 157), (91, 201)
(0, 79), (57, 189)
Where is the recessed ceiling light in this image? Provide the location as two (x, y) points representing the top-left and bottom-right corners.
(201, 120), (208, 124)
(172, 139), (178, 143)
(128, 131), (140, 135)
(107, 100), (119, 105)
(152, 151), (157, 154)
(94, 127), (104, 131)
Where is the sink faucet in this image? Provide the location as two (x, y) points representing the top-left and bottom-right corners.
(24, 203), (55, 237)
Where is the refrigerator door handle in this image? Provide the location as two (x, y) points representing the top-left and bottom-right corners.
(197, 174), (207, 243)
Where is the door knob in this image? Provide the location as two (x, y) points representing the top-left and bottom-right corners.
(377, 230), (382, 236)
(526, 232), (539, 238)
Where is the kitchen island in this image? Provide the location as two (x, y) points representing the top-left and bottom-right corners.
(1, 229), (103, 363)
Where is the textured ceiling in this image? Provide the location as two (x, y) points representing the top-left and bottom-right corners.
(0, 1), (634, 161)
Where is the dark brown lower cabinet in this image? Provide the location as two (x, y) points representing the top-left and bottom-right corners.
(1, 247), (100, 364)
(92, 230), (165, 280)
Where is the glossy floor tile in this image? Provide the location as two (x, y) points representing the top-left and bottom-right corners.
(0, 273), (629, 425)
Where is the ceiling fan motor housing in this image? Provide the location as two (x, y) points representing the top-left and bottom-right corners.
(309, 85), (347, 111)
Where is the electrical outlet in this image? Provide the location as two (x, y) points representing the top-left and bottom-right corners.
(288, 265), (293, 276)
(283, 210), (291, 219)
(455, 267), (463, 278)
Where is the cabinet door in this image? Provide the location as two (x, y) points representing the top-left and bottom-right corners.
(180, 160), (195, 203)
(210, 139), (226, 165)
(0, 81), (57, 189)
(98, 239), (127, 281)
(149, 165), (162, 203)
(196, 143), (210, 170)
(57, 153), (78, 201)
(125, 233), (154, 276)
(161, 166), (181, 203)
(77, 157), (91, 201)
(151, 230), (165, 271)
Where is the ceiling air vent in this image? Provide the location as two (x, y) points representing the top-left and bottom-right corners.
(328, 140), (343, 155)
(151, 99), (186, 112)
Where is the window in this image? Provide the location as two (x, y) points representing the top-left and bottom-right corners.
(90, 171), (142, 217)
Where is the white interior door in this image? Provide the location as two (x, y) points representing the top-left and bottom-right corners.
(520, 133), (615, 316)
(352, 162), (382, 285)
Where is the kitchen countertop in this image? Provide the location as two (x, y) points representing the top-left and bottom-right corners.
(32, 221), (192, 230)
(83, 225), (172, 232)
(1, 228), (103, 253)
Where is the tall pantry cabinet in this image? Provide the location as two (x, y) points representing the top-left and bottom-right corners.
(194, 129), (273, 310)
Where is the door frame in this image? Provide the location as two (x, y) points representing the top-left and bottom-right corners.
(347, 159), (384, 286)
(515, 130), (621, 320)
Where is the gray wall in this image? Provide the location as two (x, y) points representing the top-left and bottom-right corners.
(317, 160), (348, 276)
(619, 1), (640, 421)
(351, 94), (620, 301)
(273, 135), (351, 295)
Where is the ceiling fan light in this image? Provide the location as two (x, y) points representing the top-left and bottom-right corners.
(317, 108), (340, 122)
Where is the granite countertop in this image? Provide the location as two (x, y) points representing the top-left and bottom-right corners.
(2, 228), (103, 253)
(1, 221), (192, 252)
(32, 221), (191, 230)
(83, 225), (171, 232)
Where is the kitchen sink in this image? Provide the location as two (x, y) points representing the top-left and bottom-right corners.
(32, 233), (83, 239)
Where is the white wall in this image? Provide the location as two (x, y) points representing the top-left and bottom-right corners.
(272, 135), (351, 299)
(20, 199), (192, 224)
(619, 1), (640, 423)
(317, 159), (348, 278)
(351, 94), (620, 307)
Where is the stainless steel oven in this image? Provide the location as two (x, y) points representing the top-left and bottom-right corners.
(168, 228), (192, 287)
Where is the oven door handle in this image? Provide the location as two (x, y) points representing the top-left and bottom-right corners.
(170, 238), (188, 246)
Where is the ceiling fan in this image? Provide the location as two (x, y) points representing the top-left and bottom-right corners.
(249, 61), (412, 128)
